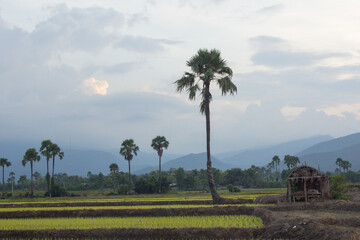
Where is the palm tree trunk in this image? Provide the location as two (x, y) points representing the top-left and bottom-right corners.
(2, 167), (4, 198)
(30, 161), (34, 197)
(51, 155), (55, 196)
(204, 82), (221, 203)
(158, 154), (162, 194)
(11, 179), (13, 193)
(128, 160), (131, 194)
(46, 159), (50, 192)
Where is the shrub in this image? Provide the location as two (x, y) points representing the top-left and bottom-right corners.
(331, 174), (348, 199)
(227, 184), (241, 192)
(117, 184), (128, 195)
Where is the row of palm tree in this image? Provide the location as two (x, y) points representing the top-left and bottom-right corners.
(117, 136), (170, 194)
(19, 141), (64, 197)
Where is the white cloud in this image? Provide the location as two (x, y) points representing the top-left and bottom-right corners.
(319, 103), (360, 120)
(281, 106), (307, 120)
(82, 77), (109, 96)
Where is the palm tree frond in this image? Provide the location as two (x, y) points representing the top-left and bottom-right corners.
(217, 76), (237, 96)
(175, 72), (195, 92)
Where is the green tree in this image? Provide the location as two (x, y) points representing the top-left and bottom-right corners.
(18, 175), (27, 190)
(109, 163), (119, 193)
(175, 49), (237, 203)
(0, 158), (11, 197)
(39, 140), (53, 192)
(22, 148), (41, 197)
(335, 157), (343, 173)
(342, 160), (352, 173)
(284, 155), (300, 170)
(49, 143), (64, 195)
(9, 172), (15, 193)
(151, 136), (169, 193)
(119, 139), (139, 194)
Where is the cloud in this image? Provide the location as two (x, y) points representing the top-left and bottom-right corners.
(249, 35), (350, 68)
(319, 103), (360, 120)
(82, 77), (109, 96)
(281, 106), (307, 120)
(115, 35), (180, 53)
(256, 4), (284, 14)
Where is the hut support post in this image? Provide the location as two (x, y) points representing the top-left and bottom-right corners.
(287, 180), (292, 202)
(304, 180), (307, 203)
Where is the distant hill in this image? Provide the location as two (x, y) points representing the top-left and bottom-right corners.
(220, 135), (333, 169)
(297, 133), (360, 171)
(298, 132), (360, 156)
(135, 152), (231, 175)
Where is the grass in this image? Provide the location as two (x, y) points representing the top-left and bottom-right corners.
(0, 204), (273, 212)
(0, 215), (263, 230)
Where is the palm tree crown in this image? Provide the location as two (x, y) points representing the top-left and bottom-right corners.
(109, 163), (119, 174)
(175, 48), (237, 113)
(120, 139), (139, 161)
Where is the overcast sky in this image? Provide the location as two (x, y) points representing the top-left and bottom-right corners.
(1, 0), (360, 154)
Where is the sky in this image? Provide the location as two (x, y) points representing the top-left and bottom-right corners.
(1, 0), (360, 154)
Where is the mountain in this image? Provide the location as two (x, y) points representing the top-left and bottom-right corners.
(297, 132), (360, 171)
(220, 135), (333, 169)
(135, 152), (231, 175)
(298, 143), (360, 171)
(298, 132), (360, 156)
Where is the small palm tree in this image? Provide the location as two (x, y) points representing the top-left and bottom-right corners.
(49, 143), (64, 194)
(9, 172), (15, 193)
(40, 140), (53, 192)
(335, 157), (343, 173)
(175, 49), (237, 203)
(0, 158), (11, 197)
(109, 163), (119, 193)
(22, 148), (41, 197)
(151, 136), (169, 193)
(18, 175), (27, 190)
(120, 139), (139, 194)
(272, 155), (280, 181)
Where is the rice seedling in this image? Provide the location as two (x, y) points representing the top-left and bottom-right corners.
(0, 215), (263, 230)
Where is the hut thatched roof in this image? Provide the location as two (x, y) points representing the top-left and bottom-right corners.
(286, 165), (326, 181)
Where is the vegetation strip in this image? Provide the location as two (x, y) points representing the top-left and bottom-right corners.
(0, 206), (258, 219)
(0, 204), (272, 212)
(0, 215), (263, 230)
(0, 199), (254, 208)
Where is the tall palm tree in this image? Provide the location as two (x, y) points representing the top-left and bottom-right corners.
(0, 158), (11, 197)
(49, 143), (64, 194)
(151, 136), (169, 193)
(120, 139), (139, 194)
(40, 140), (53, 192)
(175, 49), (237, 203)
(22, 148), (41, 197)
(9, 172), (15, 193)
(109, 163), (119, 193)
(272, 155), (280, 181)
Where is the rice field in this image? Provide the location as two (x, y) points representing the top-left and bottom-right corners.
(0, 215), (263, 230)
(0, 203), (272, 212)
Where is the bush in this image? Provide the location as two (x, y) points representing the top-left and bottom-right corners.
(6, 193), (12, 198)
(117, 184), (128, 195)
(44, 185), (68, 197)
(227, 184), (241, 192)
(331, 174), (348, 199)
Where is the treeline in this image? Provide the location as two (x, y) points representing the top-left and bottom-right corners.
(6, 166), (360, 196)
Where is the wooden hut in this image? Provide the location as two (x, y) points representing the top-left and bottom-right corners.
(286, 165), (330, 202)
